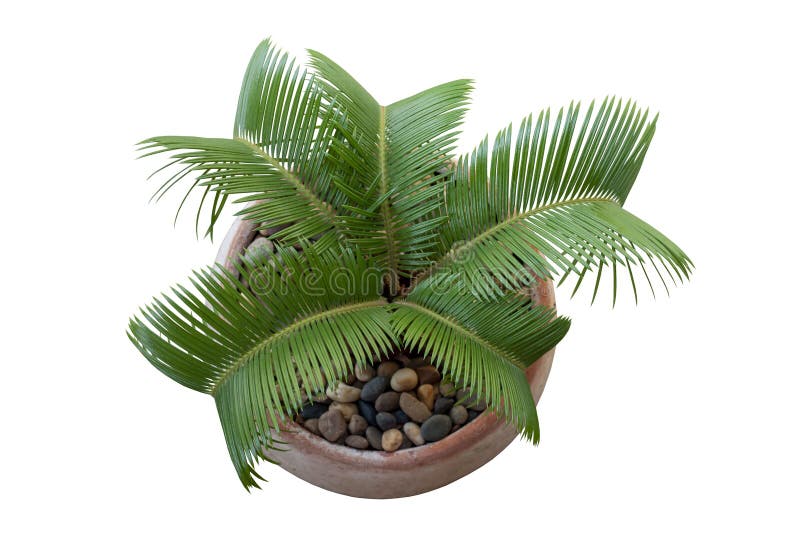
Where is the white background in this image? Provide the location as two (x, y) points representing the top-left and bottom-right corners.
(2, 1), (798, 532)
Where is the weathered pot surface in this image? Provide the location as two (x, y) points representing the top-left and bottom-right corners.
(215, 216), (557, 498)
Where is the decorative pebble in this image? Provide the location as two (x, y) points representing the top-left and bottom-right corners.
(329, 401), (358, 422)
(420, 414), (453, 442)
(358, 400), (378, 426)
(244, 237), (274, 263)
(381, 429), (403, 452)
(326, 382), (362, 403)
(374, 391), (400, 412)
(300, 402), (328, 419)
(376, 361), (400, 377)
(438, 382), (456, 398)
(390, 368), (419, 392)
(348, 414), (368, 435)
(360, 376), (389, 402)
(365, 426), (383, 450)
(376, 411), (397, 431)
(403, 422), (425, 446)
(417, 384), (436, 410)
(345, 435), (369, 450)
(399, 392), (432, 423)
(354, 363), (376, 382)
(303, 418), (320, 436)
(393, 410), (409, 425)
(433, 397), (455, 415)
(449, 404), (468, 425)
(415, 365), (442, 385)
(318, 409), (346, 442)
(296, 357), (488, 450)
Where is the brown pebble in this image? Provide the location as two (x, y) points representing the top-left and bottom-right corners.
(417, 384), (436, 411)
(318, 410), (346, 442)
(377, 361), (400, 377)
(345, 435), (369, 449)
(415, 365), (442, 385)
(348, 414), (368, 435)
(399, 392), (432, 423)
(381, 428), (403, 452)
(303, 418), (320, 436)
(374, 391), (400, 412)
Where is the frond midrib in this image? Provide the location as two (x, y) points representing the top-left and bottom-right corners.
(413, 195), (620, 288)
(209, 298), (386, 396)
(395, 300), (526, 370)
(377, 106), (399, 291)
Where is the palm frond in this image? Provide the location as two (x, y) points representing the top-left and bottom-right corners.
(414, 98), (693, 302)
(139, 39), (344, 246)
(127, 245), (396, 489)
(307, 50), (473, 287)
(392, 280), (571, 441)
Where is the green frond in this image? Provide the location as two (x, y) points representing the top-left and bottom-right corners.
(127, 245), (396, 489)
(392, 281), (571, 441)
(139, 38), (344, 246)
(414, 98), (693, 302)
(307, 49), (473, 285)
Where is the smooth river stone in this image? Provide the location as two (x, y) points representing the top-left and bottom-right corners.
(420, 414), (452, 442)
(399, 392), (432, 423)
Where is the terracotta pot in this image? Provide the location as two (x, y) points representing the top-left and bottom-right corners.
(215, 217), (557, 499)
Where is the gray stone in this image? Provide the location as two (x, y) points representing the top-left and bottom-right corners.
(300, 402), (328, 419)
(399, 392), (432, 423)
(393, 410), (410, 425)
(244, 237), (274, 264)
(358, 400), (377, 426)
(434, 397), (455, 415)
(360, 376), (389, 402)
(420, 414), (453, 442)
(376, 411), (397, 431)
(365, 426), (383, 450)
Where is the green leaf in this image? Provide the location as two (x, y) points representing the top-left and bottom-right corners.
(127, 245), (397, 489)
(414, 98), (693, 302)
(139, 38), (344, 246)
(308, 49), (473, 286)
(393, 280), (570, 441)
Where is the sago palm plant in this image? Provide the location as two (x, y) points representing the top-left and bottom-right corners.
(128, 37), (693, 490)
